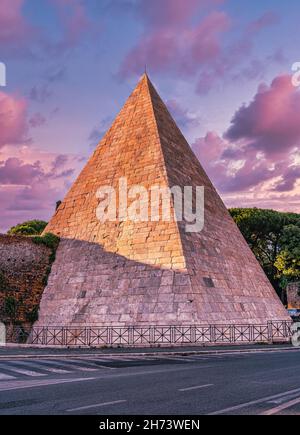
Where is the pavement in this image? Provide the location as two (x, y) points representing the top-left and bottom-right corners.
(0, 342), (295, 358)
(0, 345), (299, 415)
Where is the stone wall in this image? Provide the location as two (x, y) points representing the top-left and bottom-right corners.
(287, 282), (300, 309)
(0, 234), (53, 326)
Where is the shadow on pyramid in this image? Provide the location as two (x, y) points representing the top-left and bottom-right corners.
(36, 74), (289, 327)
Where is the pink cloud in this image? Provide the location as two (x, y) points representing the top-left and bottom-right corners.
(0, 154), (74, 186)
(29, 113), (47, 128)
(246, 11), (279, 34)
(136, 0), (200, 29)
(48, 0), (91, 53)
(225, 75), (300, 158)
(0, 0), (31, 45)
(120, 11), (230, 78)
(29, 85), (52, 103)
(166, 99), (200, 129)
(193, 132), (284, 193)
(120, 3), (279, 93)
(191, 74), (300, 207)
(0, 91), (28, 148)
(0, 152), (77, 232)
(0, 158), (44, 185)
(273, 166), (300, 193)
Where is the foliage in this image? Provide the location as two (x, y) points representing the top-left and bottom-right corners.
(229, 208), (300, 296)
(4, 296), (18, 322)
(31, 233), (60, 250)
(0, 271), (7, 292)
(32, 233), (60, 290)
(274, 225), (300, 280)
(7, 220), (48, 236)
(25, 305), (39, 323)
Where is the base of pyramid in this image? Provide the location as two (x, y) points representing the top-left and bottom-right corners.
(35, 238), (290, 329)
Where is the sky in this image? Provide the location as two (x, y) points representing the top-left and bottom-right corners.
(0, 0), (300, 233)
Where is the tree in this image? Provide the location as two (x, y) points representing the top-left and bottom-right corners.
(229, 208), (300, 297)
(275, 225), (300, 280)
(7, 220), (48, 236)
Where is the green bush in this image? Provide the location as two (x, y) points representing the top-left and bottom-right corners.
(4, 296), (18, 320)
(0, 271), (7, 291)
(32, 233), (60, 250)
(8, 220), (48, 236)
(25, 305), (39, 323)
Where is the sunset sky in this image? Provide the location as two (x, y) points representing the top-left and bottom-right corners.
(0, 0), (300, 233)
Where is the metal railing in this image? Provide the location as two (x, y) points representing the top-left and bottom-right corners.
(5, 320), (292, 346)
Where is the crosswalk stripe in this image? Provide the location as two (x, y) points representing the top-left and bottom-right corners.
(71, 359), (115, 370)
(82, 357), (118, 363)
(0, 363), (46, 377)
(151, 356), (197, 362)
(64, 359), (100, 371)
(0, 377), (95, 392)
(41, 359), (98, 372)
(0, 372), (16, 380)
(14, 360), (71, 374)
(102, 356), (142, 362)
(33, 359), (72, 373)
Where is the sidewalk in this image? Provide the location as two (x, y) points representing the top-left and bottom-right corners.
(0, 343), (298, 360)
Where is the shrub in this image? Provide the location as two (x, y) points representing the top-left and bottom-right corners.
(31, 233), (60, 250)
(8, 220), (48, 236)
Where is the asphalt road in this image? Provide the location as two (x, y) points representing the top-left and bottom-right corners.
(0, 348), (299, 415)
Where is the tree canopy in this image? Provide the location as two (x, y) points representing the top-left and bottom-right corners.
(229, 208), (300, 297)
(7, 220), (48, 236)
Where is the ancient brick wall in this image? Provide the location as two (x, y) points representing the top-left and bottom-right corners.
(0, 234), (52, 326)
(287, 282), (300, 309)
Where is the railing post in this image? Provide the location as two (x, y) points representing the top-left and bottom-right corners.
(267, 321), (273, 343)
(210, 324), (216, 343)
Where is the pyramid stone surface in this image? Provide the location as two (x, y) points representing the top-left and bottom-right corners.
(37, 74), (289, 326)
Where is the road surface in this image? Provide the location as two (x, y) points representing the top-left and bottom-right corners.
(0, 348), (299, 415)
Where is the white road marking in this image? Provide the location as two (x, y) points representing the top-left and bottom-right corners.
(103, 356), (142, 362)
(179, 384), (214, 392)
(69, 359), (115, 370)
(0, 372), (16, 380)
(67, 400), (127, 413)
(20, 360), (71, 374)
(188, 357), (210, 361)
(0, 363), (46, 377)
(0, 377), (95, 392)
(267, 391), (300, 405)
(209, 387), (300, 415)
(262, 396), (300, 415)
(39, 359), (97, 372)
(166, 357), (203, 362)
(153, 356), (199, 362)
(80, 357), (117, 363)
(64, 359), (100, 371)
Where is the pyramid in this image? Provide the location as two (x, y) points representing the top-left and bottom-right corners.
(37, 74), (289, 327)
